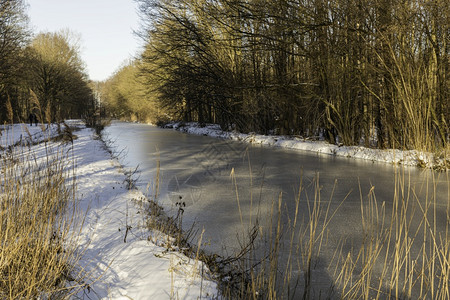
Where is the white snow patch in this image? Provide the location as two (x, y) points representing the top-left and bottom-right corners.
(0, 120), (85, 146)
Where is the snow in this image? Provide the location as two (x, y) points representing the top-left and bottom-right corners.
(1, 121), (218, 299)
(0, 123), (56, 146)
(165, 122), (445, 169)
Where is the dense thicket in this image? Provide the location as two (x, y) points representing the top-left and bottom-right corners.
(0, 1), (95, 123)
(136, 0), (448, 152)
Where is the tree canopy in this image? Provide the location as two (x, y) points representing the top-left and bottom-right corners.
(0, 1), (95, 124)
(26, 31), (94, 122)
(96, 60), (160, 123)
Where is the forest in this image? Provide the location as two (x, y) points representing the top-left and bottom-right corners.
(0, 0), (95, 124)
(101, 0), (448, 153)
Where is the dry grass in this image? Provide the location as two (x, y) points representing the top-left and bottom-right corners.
(0, 126), (82, 298)
(212, 169), (449, 299)
(216, 173), (347, 299)
(333, 170), (449, 300)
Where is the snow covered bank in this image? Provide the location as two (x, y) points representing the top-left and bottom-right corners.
(71, 126), (218, 299)
(0, 121), (82, 146)
(164, 122), (448, 170)
(1, 122), (218, 299)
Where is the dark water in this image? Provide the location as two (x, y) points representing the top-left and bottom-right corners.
(104, 121), (449, 298)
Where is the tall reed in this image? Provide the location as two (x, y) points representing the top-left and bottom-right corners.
(218, 168), (448, 299)
(333, 169), (449, 299)
(0, 126), (81, 298)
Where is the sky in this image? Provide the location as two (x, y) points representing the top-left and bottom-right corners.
(27, 0), (142, 82)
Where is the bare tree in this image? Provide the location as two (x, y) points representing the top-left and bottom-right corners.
(0, 0), (29, 122)
(135, 0), (448, 152)
(26, 30), (94, 122)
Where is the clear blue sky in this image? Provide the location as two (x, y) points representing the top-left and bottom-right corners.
(27, 0), (142, 81)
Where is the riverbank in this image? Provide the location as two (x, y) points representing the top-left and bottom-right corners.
(163, 122), (449, 170)
(0, 121), (218, 299)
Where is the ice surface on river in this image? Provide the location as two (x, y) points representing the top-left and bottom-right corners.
(165, 122), (443, 168)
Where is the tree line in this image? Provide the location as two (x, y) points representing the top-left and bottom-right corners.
(102, 0), (448, 152)
(96, 60), (159, 122)
(0, 0), (95, 124)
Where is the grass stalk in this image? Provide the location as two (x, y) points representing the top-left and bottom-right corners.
(0, 125), (83, 298)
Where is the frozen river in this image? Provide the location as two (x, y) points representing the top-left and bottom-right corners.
(104, 121), (448, 298)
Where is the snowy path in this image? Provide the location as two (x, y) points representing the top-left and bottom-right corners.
(71, 127), (217, 299)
